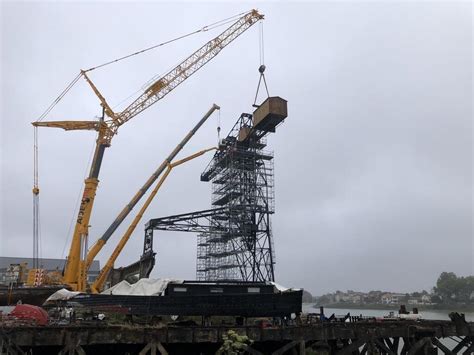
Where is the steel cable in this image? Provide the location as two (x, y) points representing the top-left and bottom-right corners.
(84, 10), (251, 73)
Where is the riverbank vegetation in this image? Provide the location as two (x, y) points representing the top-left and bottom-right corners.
(314, 272), (474, 312)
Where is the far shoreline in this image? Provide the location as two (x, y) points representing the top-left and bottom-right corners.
(312, 303), (474, 313)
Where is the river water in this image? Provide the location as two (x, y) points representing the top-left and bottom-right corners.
(302, 303), (474, 322)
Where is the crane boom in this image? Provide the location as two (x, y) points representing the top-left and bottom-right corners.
(34, 10), (263, 291)
(32, 121), (105, 131)
(85, 104), (219, 271)
(90, 147), (217, 293)
(102, 9), (263, 143)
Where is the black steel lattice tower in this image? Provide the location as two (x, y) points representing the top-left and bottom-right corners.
(198, 98), (287, 282)
(143, 97), (287, 283)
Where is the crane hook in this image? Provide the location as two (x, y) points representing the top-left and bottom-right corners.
(253, 65), (270, 108)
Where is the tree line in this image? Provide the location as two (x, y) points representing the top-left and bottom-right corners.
(434, 272), (474, 304)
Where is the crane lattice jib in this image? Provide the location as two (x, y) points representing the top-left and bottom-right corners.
(107, 10), (263, 139)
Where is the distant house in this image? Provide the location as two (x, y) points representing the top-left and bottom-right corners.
(366, 291), (383, 304)
(381, 293), (393, 304)
(335, 292), (351, 303)
(0, 256), (100, 284)
(408, 297), (421, 305)
(391, 293), (406, 304)
(381, 293), (406, 304)
(421, 294), (432, 304)
(333, 291), (365, 304)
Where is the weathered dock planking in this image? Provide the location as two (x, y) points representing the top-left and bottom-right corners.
(1, 318), (473, 354)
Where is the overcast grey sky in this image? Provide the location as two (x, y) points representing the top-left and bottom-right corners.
(1, 1), (472, 295)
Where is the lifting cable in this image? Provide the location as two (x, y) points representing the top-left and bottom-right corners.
(259, 20), (265, 67)
(36, 72), (82, 123)
(253, 21), (270, 107)
(33, 72), (82, 268)
(83, 10), (252, 73)
(33, 126), (40, 269)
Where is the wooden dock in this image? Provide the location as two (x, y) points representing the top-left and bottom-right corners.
(1, 317), (473, 354)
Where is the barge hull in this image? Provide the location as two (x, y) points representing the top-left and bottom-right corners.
(71, 290), (303, 317)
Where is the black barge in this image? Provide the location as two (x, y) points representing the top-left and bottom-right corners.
(69, 281), (302, 318)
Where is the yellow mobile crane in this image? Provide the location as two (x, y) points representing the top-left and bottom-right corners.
(90, 146), (217, 293)
(33, 10), (263, 291)
(87, 102), (220, 293)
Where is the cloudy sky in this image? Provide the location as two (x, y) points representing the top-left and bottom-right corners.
(1, 1), (472, 295)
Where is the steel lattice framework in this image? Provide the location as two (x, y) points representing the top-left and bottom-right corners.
(145, 97), (287, 282)
(145, 112), (277, 282)
(197, 113), (275, 281)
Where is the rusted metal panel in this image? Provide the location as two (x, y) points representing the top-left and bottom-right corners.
(252, 97), (288, 132)
(238, 126), (252, 141)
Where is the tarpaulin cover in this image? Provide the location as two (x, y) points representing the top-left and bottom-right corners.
(44, 288), (81, 303)
(11, 304), (49, 325)
(268, 281), (300, 292)
(101, 278), (184, 296)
